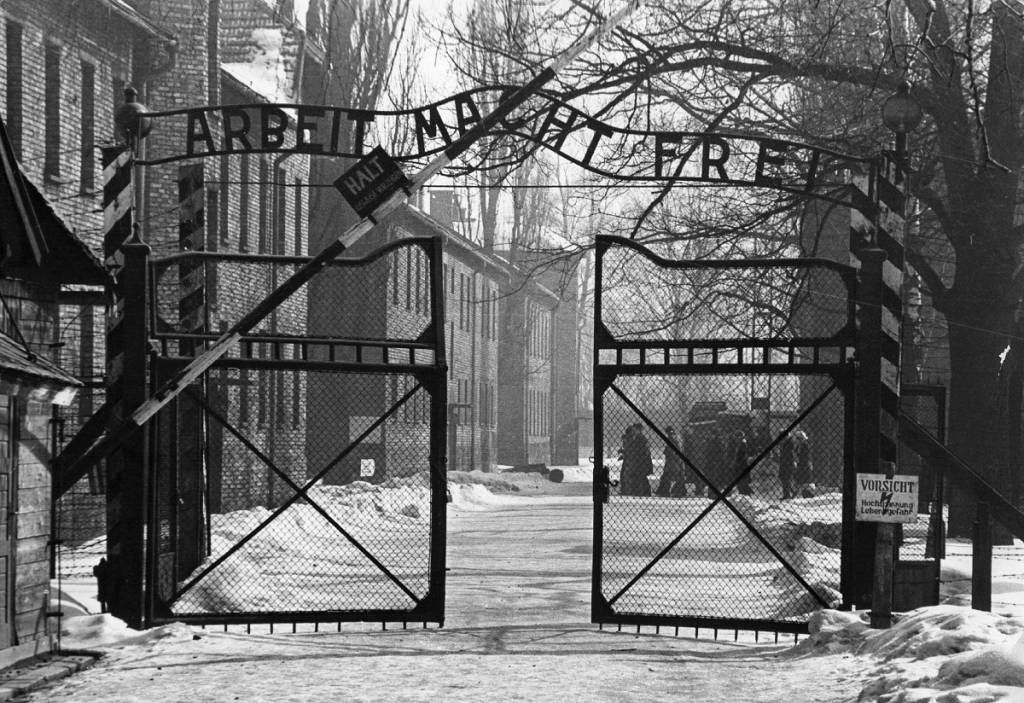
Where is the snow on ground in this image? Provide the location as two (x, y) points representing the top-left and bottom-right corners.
(45, 466), (1024, 702)
(792, 606), (1024, 701)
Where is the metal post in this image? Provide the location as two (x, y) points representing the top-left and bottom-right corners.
(847, 249), (885, 610)
(972, 500), (992, 611)
(107, 236), (150, 628)
(425, 235), (447, 622)
(855, 248), (896, 628)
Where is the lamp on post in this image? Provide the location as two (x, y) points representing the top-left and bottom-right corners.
(114, 87), (153, 152)
(881, 81), (923, 173)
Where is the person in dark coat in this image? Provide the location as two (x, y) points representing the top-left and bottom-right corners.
(632, 423), (654, 496)
(656, 426), (687, 497)
(793, 430), (814, 497)
(733, 431), (752, 495)
(778, 433), (796, 499)
(617, 425), (636, 495)
(619, 424), (650, 496)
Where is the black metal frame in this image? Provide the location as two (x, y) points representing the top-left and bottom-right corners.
(591, 235), (859, 634)
(142, 236), (448, 627)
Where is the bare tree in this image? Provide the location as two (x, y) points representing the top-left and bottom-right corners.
(444, 0), (1024, 534)
(303, 0), (412, 253)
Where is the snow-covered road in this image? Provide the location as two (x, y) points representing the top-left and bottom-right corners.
(37, 472), (1024, 702)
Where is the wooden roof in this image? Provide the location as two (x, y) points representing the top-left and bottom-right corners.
(0, 115), (111, 286)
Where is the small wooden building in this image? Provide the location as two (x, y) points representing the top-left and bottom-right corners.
(0, 115), (109, 666)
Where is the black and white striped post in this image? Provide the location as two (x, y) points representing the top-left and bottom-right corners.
(177, 164), (206, 354)
(100, 143), (151, 626)
(63, 0), (641, 481)
(856, 82), (920, 629)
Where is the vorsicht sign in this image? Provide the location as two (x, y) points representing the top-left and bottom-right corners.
(855, 473), (919, 523)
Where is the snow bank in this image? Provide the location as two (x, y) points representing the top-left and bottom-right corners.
(60, 614), (195, 650)
(794, 606), (1024, 702)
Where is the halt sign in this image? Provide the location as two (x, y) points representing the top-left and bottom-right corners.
(333, 145), (410, 218)
(855, 473), (919, 523)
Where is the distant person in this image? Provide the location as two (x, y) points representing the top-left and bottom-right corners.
(753, 423), (772, 456)
(617, 425), (635, 495)
(632, 423), (654, 496)
(794, 430), (815, 497)
(733, 430), (752, 495)
(656, 426), (687, 497)
(778, 432), (796, 499)
(619, 424), (650, 496)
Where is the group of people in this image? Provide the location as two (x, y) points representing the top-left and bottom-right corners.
(615, 422), (815, 499)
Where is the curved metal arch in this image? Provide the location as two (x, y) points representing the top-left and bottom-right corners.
(133, 86), (881, 217)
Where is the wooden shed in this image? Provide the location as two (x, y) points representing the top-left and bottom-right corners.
(0, 114), (109, 667)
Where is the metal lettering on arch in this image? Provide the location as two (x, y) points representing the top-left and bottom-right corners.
(140, 88), (872, 199)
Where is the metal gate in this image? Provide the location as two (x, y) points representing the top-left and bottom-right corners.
(143, 235), (447, 626)
(592, 235), (858, 633)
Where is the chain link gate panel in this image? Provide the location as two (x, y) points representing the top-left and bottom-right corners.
(145, 236), (447, 626)
(592, 236), (858, 633)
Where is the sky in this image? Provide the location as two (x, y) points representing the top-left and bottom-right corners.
(42, 466), (1024, 703)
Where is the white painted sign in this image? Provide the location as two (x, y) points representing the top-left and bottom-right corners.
(360, 459), (376, 478)
(855, 473), (919, 523)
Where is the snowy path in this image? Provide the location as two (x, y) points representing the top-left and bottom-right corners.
(35, 484), (870, 703)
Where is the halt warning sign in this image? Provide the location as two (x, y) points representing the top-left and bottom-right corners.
(333, 145), (410, 218)
(855, 473), (919, 523)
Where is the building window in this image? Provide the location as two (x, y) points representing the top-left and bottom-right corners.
(405, 247), (412, 310)
(291, 369), (301, 429)
(5, 21), (23, 159)
(218, 156), (230, 245)
(238, 368), (250, 425)
(258, 158), (270, 254)
(414, 249), (422, 315)
(275, 367), (286, 427)
(459, 274), (466, 330)
(392, 248), (401, 306)
(80, 60), (96, 194)
(239, 155), (250, 251)
(206, 182), (218, 252)
(257, 343), (268, 427)
(293, 177), (303, 255)
(274, 166), (286, 255)
(44, 43), (61, 181)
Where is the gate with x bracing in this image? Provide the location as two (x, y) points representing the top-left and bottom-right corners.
(142, 235), (447, 627)
(591, 235), (859, 634)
